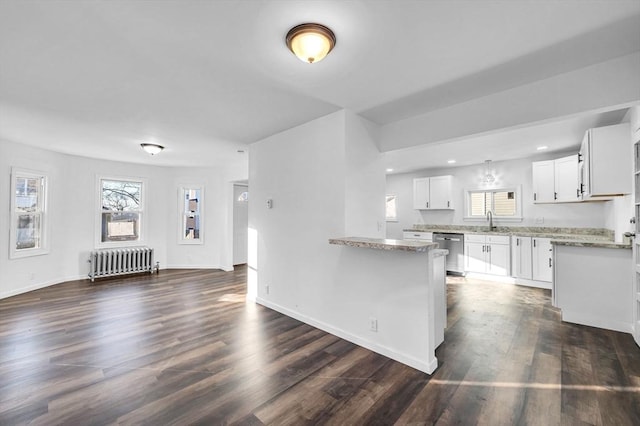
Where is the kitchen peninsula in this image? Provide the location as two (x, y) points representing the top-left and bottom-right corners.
(328, 237), (447, 374)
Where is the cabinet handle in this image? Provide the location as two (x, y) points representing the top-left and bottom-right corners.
(534, 193), (537, 201)
(447, 201), (450, 208)
(580, 183), (584, 195)
(554, 192), (557, 200)
(482, 245), (485, 252)
(426, 201), (429, 208)
(533, 239), (537, 248)
(548, 258), (552, 268)
(578, 153), (583, 163)
(516, 238), (519, 246)
(577, 188), (580, 198)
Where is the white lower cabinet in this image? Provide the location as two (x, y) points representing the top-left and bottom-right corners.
(511, 236), (533, 279)
(510, 236), (552, 284)
(532, 237), (553, 282)
(464, 234), (510, 276)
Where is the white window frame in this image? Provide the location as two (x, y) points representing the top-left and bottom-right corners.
(10, 167), (49, 259)
(96, 175), (146, 248)
(463, 185), (523, 222)
(385, 194), (398, 222)
(178, 186), (204, 245)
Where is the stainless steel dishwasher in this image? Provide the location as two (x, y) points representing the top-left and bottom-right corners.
(433, 232), (465, 275)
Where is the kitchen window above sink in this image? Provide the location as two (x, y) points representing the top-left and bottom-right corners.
(464, 186), (522, 222)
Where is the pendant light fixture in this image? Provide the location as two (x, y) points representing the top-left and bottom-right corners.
(483, 160), (495, 184)
(140, 143), (164, 155)
(286, 23), (336, 64)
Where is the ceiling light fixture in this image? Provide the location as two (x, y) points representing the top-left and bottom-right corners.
(140, 143), (164, 155)
(447, 159), (456, 164)
(286, 23), (336, 64)
(537, 146), (549, 151)
(386, 168), (394, 173)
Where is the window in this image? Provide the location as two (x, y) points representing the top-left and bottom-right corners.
(99, 177), (144, 245)
(179, 187), (203, 244)
(10, 168), (48, 258)
(464, 186), (522, 221)
(385, 194), (398, 222)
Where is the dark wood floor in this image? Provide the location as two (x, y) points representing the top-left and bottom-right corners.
(1, 267), (639, 425)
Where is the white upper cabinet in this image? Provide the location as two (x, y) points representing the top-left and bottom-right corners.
(532, 160), (555, 203)
(554, 154), (580, 202)
(580, 123), (631, 199)
(532, 154), (580, 204)
(413, 175), (453, 210)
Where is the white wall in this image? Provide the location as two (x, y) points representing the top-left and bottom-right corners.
(250, 109), (397, 352)
(385, 153), (608, 239)
(0, 139), (244, 298)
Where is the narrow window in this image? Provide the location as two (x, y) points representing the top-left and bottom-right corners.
(386, 194), (398, 221)
(179, 187), (203, 244)
(10, 168), (48, 258)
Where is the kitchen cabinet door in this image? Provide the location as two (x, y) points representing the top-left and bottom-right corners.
(512, 236), (533, 279)
(413, 178), (430, 209)
(532, 238), (553, 282)
(532, 160), (555, 203)
(554, 154), (580, 202)
(429, 175), (452, 209)
(487, 243), (510, 276)
(465, 242), (486, 274)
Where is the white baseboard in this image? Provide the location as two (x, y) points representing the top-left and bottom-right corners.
(512, 278), (552, 290)
(255, 297), (438, 375)
(562, 309), (633, 334)
(165, 264), (223, 270)
(0, 274), (85, 300)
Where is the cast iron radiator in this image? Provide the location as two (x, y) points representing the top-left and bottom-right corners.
(88, 247), (156, 282)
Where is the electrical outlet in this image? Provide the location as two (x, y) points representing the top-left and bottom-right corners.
(369, 317), (378, 332)
(535, 217), (544, 224)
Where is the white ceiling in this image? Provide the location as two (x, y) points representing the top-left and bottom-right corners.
(1, 0), (639, 169)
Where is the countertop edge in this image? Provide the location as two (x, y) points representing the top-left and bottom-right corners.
(550, 240), (632, 249)
(329, 237), (439, 253)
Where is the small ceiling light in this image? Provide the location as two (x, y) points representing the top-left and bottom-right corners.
(140, 143), (164, 155)
(386, 168), (394, 173)
(447, 159), (456, 164)
(286, 23), (336, 64)
(536, 146), (548, 151)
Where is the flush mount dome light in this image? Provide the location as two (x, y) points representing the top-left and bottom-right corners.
(140, 143), (164, 155)
(286, 23), (336, 64)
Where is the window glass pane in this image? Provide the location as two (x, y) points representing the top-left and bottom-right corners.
(15, 176), (41, 213)
(184, 189), (201, 214)
(385, 195), (397, 220)
(102, 180), (141, 212)
(181, 188), (202, 241)
(102, 212), (139, 242)
(16, 214), (40, 249)
(493, 191), (516, 216)
(183, 214), (200, 239)
(470, 192), (489, 216)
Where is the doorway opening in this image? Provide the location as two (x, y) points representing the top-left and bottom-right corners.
(233, 183), (249, 266)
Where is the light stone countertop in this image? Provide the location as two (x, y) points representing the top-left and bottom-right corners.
(550, 240), (632, 249)
(329, 237), (439, 253)
(403, 225), (633, 249)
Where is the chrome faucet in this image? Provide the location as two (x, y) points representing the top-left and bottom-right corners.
(487, 210), (496, 231)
